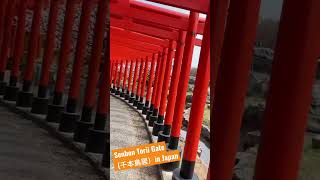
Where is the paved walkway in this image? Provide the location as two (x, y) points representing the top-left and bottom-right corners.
(110, 96), (161, 180)
(0, 106), (104, 180)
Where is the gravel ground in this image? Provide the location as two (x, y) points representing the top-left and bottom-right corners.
(0, 106), (104, 180)
(110, 96), (161, 180)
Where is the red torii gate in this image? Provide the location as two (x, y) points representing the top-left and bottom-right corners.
(146, 0), (210, 14)
(111, 0), (206, 34)
(111, 26), (169, 47)
(110, 0), (209, 179)
(1, 0), (317, 180)
(0, 0), (208, 179)
(111, 44), (154, 58)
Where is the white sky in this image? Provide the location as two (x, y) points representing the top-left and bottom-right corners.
(137, 0), (204, 68)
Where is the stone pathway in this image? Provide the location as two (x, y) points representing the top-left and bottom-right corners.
(110, 96), (161, 180)
(0, 106), (104, 180)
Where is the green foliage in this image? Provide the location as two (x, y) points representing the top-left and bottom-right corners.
(186, 94), (193, 104)
(299, 148), (320, 179)
(203, 106), (210, 127)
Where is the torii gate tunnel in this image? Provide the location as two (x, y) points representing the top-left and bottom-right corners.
(0, 0), (320, 180)
(110, 0), (209, 179)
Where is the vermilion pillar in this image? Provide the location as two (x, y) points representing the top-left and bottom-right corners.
(31, 0), (61, 114)
(142, 53), (157, 114)
(86, 54), (109, 152)
(65, 0), (94, 114)
(62, 0), (107, 140)
(120, 59), (129, 97)
(211, 0), (229, 99)
(111, 61), (118, 91)
(109, 61), (114, 85)
(153, 40), (176, 135)
(140, 59), (149, 99)
(148, 48), (168, 127)
(0, 0), (16, 94)
(9, 22), (17, 60)
(0, 0), (8, 49)
(115, 61), (120, 90)
(137, 57), (149, 110)
(47, 0), (78, 122)
(211, 0), (261, 179)
(125, 60), (134, 100)
(53, 0), (77, 103)
(3, 0), (27, 101)
(158, 30), (186, 142)
(16, 0), (44, 107)
(174, 14), (210, 180)
(167, 12), (199, 155)
(254, 1), (320, 179)
(129, 59), (139, 103)
(85, 0), (109, 153)
(133, 58), (145, 106)
(115, 60), (123, 95)
(146, 52), (162, 120)
(209, 2), (228, 178)
(38, 0), (60, 94)
(115, 61), (120, 89)
(116, 60), (125, 92)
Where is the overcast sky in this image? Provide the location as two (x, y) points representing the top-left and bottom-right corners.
(140, 0), (284, 67)
(260, 0), (283, 20)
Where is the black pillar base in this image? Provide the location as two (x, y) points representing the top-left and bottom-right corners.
(148, 115), (158, 127)
(85, 129), (108, 154)
(115, 89), (120, 95)
(58, 112), (80, 133)
(124, 93), (130, 100)
(46, 104), (64, 123)
(172, 168), (199, 180)
(142, 106), (149, 114)
(137, 102), (144, 110)
(146, 110), (153, 120)
(102, 141), (110, 168)
(16, 91), (33, 108)
(3, 86), (19, 101)
(111, 88), (115, 94)
(120, 92), (125, 97)
(152, 121), (164, 136)
(129, 97), (135, 103)
(160, 146), (182, 171)
(133, 99), (139, 107)
(158, 131), (170, 143)
(31, 97), (49, 115)
(73, 121), (94, 143)
(0, 81), (7, 95)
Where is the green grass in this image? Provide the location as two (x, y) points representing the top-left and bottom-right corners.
(203, 107), (210, 127)
(298, 135), (320, 180)
(187, 89), (210, 127)
(299, 148), (320, 179)
(245, 96), (266, 106)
